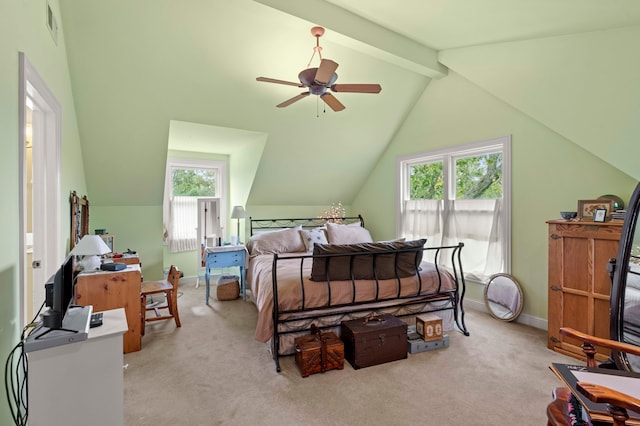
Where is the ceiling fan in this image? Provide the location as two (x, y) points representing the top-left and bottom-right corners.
(256, 26), (382, 112)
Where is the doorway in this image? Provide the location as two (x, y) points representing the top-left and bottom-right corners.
(19, 53), (62, 326)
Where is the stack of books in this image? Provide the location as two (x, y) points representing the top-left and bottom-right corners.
(612, 210), (627, 221)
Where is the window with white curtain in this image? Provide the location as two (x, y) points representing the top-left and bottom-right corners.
(397, 136), (511, 281)
(163, 158), (226, 253)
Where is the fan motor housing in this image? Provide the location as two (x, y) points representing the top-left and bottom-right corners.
(299, 68), (338, 95)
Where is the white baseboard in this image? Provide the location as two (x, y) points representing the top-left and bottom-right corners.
(180, 275), (199, 285)
(464, 297), (547, 330)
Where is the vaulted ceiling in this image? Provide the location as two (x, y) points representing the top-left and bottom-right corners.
(58, 0), (640, 207)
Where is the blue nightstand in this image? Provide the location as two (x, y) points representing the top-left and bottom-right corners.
(204, 246), (247, 304)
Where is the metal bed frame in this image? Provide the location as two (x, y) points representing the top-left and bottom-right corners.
(248, 216), (470, 372)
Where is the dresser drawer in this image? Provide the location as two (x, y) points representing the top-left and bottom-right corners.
(206, 250), (245, 267)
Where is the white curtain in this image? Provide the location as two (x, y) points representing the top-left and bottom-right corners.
(164, 196), (198, 253)
(402, 198), (503, 281)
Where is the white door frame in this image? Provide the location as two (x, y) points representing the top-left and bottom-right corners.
(19, 52), (62, 326)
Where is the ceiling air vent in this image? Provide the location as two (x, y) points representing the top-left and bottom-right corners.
(46, 1), (58, 45)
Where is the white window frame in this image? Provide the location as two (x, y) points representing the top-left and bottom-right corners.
(163, 158), (227, 252)
(396, 135), (511, 278)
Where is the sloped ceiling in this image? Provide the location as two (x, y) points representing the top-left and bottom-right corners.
(59, 0), (640, 208)
(440, 26), (640, 179)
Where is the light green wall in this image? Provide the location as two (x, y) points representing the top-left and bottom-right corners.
(353, 71), (637, 321)
(1, 1), (86, 423)
(90, 206), (164, 280)
(439, 26), (640, 181)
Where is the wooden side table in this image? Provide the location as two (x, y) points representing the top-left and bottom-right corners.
(75, 265), (142, 353)
(204, 245), (247, 304)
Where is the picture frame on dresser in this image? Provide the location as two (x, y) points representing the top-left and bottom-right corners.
(593, 208), (607, 223)
(578, 199), (614, 220)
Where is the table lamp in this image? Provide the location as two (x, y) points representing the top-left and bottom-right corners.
(230, 205), (246, 244)
(70, 234), (112, 271)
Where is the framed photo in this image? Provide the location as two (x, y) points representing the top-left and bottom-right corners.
(578, 199), (614, 220)
(593, 208), (607, 223)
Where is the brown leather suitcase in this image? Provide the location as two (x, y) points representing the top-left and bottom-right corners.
(341, 313), (408, 369)
(294, 325), (344, 378)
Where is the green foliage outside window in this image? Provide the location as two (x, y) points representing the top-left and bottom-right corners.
(172, 168), (217, 196)
(409, 152), (502, 200)
(456, 153), (502, 199)
(410, 162), (444, 200)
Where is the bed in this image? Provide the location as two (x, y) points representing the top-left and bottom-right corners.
(246, 215), (470, 371)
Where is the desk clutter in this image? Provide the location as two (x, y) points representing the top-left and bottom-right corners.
(100, 262), (126, 271)
(294, 313), (448, 377)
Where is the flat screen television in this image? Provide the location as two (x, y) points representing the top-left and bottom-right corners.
(41, 254), (76, 330)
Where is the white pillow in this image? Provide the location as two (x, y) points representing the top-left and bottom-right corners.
(325, 222), (373, 244)
(299, 228), (328, 252)
(246, 226), (305, 255)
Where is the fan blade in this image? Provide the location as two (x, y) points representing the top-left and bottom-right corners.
(320, 93), (345, 112)
(331, 84), (382, 94)
(257, 77), (303, 87)
(276, 92), (310, 108)
(314, 59), (339, 85)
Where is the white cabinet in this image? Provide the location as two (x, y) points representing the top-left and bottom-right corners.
(27, 308), (128, 426)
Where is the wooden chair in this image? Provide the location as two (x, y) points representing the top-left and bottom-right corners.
(547, 327), (640, 426)
(141, 265), (182, 335)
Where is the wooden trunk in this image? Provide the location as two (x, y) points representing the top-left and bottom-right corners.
(341, 313), (407, 369)
(294, 329), (344, 378)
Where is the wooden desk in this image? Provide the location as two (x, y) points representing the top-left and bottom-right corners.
(75, 265), (142, 353)
(28, 308), (128, 426)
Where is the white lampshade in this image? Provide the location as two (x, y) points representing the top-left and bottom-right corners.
(231, 205), (246, 219)
(70, 235), (112, 271)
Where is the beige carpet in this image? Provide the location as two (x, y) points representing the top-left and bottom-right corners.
(123, 280), (575, 425)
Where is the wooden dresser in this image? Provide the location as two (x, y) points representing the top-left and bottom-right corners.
(75, 265), (143, 353)
(547, 219), (623, 361)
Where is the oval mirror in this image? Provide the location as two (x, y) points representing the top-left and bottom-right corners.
(611, 182), (640, 372)
(484, 273), (524, 322)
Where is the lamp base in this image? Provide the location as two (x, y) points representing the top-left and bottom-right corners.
(79, 255), (101, 271)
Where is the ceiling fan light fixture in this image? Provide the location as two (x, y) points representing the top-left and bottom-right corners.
(256, 26), (382, 112)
